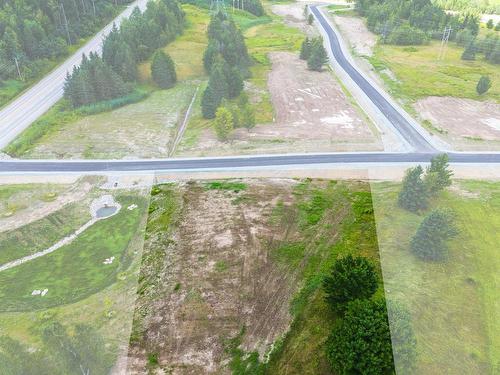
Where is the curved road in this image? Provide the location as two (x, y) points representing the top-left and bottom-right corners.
(310, 5), (435, 152)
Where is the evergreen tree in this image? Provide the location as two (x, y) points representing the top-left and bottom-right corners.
(476, 75), (492, 95)
(226, 67), (244, 98)
(241, 104), (256, 131)
(496, 22), (500, 31)
(410, 209), (458, 261)
(214, 106), (234, 141)
(323, 255), (378, 312)
(307, 38), (328, 71)
(461, 41), (476, 60)
(424, 154), (453, 195)
(300, 37), (312, 60)
(326, 299), (395, 375)
(487, 19), (494, 29)
(398, 165), (428, 212)
(151, 50), (177, 89)
(201, 85), (221, 119)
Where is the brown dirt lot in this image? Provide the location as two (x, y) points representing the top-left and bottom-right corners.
(331, 13), (376, 57)
(127, 179), (349, 374)
(414, 96), (500, 151)
(176, 52), (381, 156)
(271, 3), (318, 37)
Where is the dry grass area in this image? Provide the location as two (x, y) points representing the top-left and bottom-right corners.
(176, 52), (381, 156)
(271, 2), (318, 37)
(415, 96), (500, 150)
(127, 179), (359, 374)
(331, 13), (376, 57)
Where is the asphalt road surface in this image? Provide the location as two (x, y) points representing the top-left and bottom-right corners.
(2, 153), (500, 173)
(309, 5), (435, 152)
(0, 0), (150, 149)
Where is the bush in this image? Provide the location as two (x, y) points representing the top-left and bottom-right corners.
(476, 75), (492, 95)
(389, 24), (427, 45)
(214, 106), (234, 141)
(410, 209), (458, 261)
(325, 299), (395, 375)
(323, 255), (378, 312)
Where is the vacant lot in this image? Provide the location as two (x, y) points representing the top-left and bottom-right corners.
(415, 96), (500, 150)
(128, 179), (386, 374)
(22, 82), (197, 159)
(372, 180), (500, 374)
(331, 12), (376, 56)
(176, 52), (381, 156)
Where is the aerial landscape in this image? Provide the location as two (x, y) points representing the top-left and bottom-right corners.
(0, 0), (499, 374)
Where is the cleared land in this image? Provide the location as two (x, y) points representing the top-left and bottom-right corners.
(371, 180), (500, 374)
(415, 96), (500, 150)
(128, 179), (385, 374)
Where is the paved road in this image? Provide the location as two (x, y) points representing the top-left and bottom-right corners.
(3, 152), (500, 173)
(309, 5), (435, 152)
(0, 0), (150, 149)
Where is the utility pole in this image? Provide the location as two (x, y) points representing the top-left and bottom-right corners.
(60, 2), (72, 44)
(91, 0), (97, 18)
(14, 58), (23, 81)
(438, 26), (452, 60)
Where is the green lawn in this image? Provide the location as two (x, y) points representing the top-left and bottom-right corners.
(369, 41), (500, 103)
(371, 180), (500, 374)
(0, 195), (147, 312)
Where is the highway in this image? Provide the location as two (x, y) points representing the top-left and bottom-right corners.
(0, 0), (150, 149)
(2, 153), (500, 173)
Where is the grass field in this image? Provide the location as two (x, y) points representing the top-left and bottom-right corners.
(371, 180), (500, 374)
(0, 195), (147, 312)
(368, 41), (500, 103)
(139, 5), (210, 82)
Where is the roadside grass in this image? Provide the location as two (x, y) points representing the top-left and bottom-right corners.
(369, 41), (500, 103)
(371, 181), (500, 374)
(0, 195), (146, 312)
(264, 181), (384, 374)
(139, 5), (210, 82)
(0, 201), (91, 265)
(0, 183), (66, 217)
(8, 82), (197, 159)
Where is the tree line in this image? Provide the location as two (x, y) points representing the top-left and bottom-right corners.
(201, 11), (256, 140)
(356, 0), (479, 46)
(64, 0), (184, 107)
(0, 0), (133, 83)
(180, 0), (265, 17)
(433, 0), (500, 14)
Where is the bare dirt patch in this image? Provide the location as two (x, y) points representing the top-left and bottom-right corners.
(331, 13), (376, 57)
(271, 3), (317, 36)
(414, 96), (500, 151)
(176, 52), (381, 156)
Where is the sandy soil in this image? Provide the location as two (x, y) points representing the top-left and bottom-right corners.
(128, 179), (337, 374)
(331, 13), (376, 56)
(271, 2), (318, 37)
(177, 52), (381, 156)
(414, 97), (500, 151)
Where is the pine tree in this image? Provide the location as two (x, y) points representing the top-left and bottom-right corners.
(424, 154), (453, 195)
(487, 19), (494, 29)
(461, 41), (476, 60)
(151, 50), (176, 89)
(398, 165), (428, 212)
(226, 67), (243, 98)
(410, 209), (458, 261)
(476, 75), (492, 95)
(241, 104), (256, 131)
(300, 37), (312, 60)
(307, 38), (328, 71)
(201, 85), (221, 119)
(214, 106), (234, 141)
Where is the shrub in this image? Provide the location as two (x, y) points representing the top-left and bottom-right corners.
(151, 50), (177, 89)
(325, 299), (395, 374)
(214, 106), (234, 141)
(389, 24), (427, 45)
(476, 76), (492, 95)
(398, 165), (428, 212)
(410, 209), (458, 261)
(323, 255), (378, 312)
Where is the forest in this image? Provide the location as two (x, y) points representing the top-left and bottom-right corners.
(63, 0), (185, 107)
(433, 0), (500, 14)
(0, 0), (134, 84)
